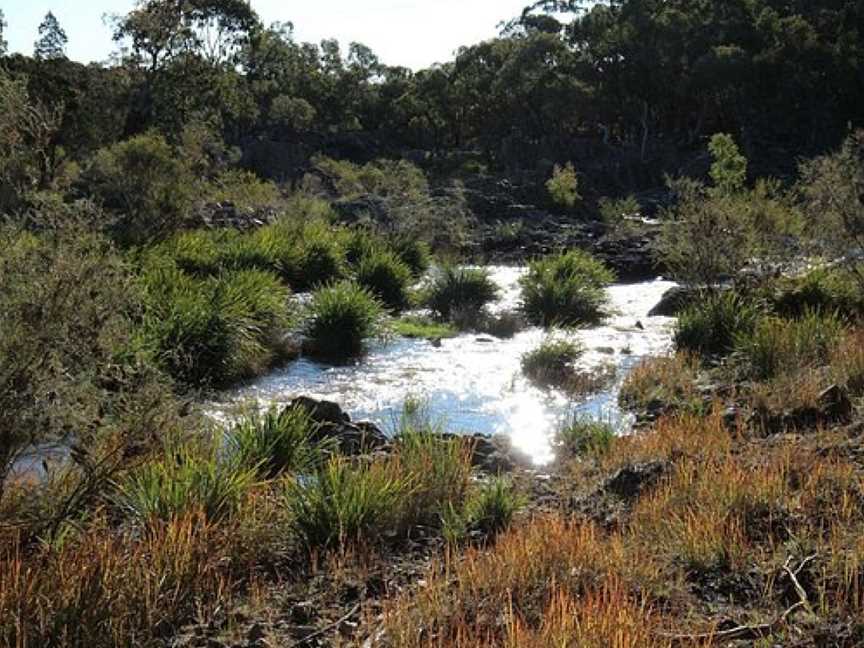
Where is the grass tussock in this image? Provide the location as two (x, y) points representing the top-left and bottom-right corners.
(355, 248), (413, 312)
(674, 290), (762, 356)
(521, 337), (583, 385)
(520, 250), (614, 327)
(424, 266), (499, 321)
(619, 353), (702, 413)
(556, 418), (616, 459)
(305, 281), (385, 359)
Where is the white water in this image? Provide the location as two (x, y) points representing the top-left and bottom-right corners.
(211, 269), (677, 464)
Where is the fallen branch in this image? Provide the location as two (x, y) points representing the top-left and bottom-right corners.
(658, 553), (818, 644)
(291, 603), (361, 647)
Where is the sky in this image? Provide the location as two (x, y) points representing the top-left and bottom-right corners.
(2, 0), (532, 69)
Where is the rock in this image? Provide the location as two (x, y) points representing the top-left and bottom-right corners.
(818, 384), (853, 422)
(603, 461), (669, 499)
(469, 434), (533, 473)
(285, 397), (388, 455)
(648, 285), (701, 317)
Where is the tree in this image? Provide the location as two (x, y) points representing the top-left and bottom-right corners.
(547, 162), (581, 208)
(708, 133), (748, 194)
(34, 12), (68, 60)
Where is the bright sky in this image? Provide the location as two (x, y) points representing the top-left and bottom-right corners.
(2, 0), (532, 69)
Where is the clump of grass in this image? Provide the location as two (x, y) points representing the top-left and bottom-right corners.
(267, 220), (347, 291)
(424, 266), (499, 320)
(556, 418), (616, 459)
(284, 457), (411, 551)
(772, 267), (864, 319)
(674, 290), (762, 356)
(392, 314), (458, 340)
(305, 281), (384, 359)
(619, 354), (701, 413)
(733, 308), (847, 380)
(115, 447), (256, 523)
(831, 329), (864, 396)
(227, 405), (328, 479)
(390, 235), (432, 277)
(521, 337), (584, 387)
(466, 477), (522, 536)
(355, 248), (413, 311)
(520, 250), (614, 327)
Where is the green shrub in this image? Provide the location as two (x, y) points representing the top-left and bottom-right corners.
(425, 266), (499, 320)
(285, 457), (411, 550)
(140, 263), (291, 385)
(227, 405), (327, 479)
(205, 169), (280, 209)
(520, 250), (614, 327)
(556, 419), (616, 458)
(599, 195), (641, 224)
(734, 309), (847, 380)
(546, 162), (580, 208)
(391, 235), (432, 277)
(521, 338), (584, 386)
(356, 249), (413, 311)
(116, 447), (256, 522)
(272, 221), (346, 291)
(771, 268), (864, 319)
(305, 281), (384, 359)
(674, 291), (762, 356)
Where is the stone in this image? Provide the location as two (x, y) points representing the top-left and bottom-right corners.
(285, 397), (388, 455)
(603, 461), (669, 499)
(818, 384), (853, 422)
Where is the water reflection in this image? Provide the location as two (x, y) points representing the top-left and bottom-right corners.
(212, 269), (677, 464)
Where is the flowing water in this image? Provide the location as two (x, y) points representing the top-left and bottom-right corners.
(211, 268), (677, 465)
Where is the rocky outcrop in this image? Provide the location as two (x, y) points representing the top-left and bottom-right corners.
(287, 397), (389, 455)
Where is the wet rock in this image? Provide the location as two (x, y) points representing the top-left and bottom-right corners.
(286, 397), (389, 455)
(603, 461), (669, 499)
(818, 384), (853, 422)
(648, 285), (703, 317)
(469, 434), (533, 473)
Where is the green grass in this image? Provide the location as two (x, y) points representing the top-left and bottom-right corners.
(305, 281), (384, 359)
(520, 250), (614, 327)
(390, 236), (432, 277)
(674, 290), (762, 356)
(771, 267), (864, 319)
(392, 315), (458, 340)
(424, 266), (499, 320)
(115, 446), (256, 523)
(284, 457), (412, 550)
(734, 308), (848, 380)
(556, 418), (616, 458)
(466, 477), (522, 536)
(355, 249), (413, 311)
(521, 338), (584, 387)
(227, 405), (329, 479)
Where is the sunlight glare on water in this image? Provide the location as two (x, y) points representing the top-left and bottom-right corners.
(212, 268), (677, 465)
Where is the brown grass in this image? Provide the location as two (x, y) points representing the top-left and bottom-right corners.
(620, 353), (701, 412)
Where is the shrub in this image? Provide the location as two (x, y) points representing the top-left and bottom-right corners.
(140, 263), (291, 385)
(674, 290), (762, 356)
(270, 220), (346, 291)
(521, 338), (584, 387)
(546, 162), (580, 208)
(85, 133), (195, 245)
(305, 281), (384, 358)
(520, 250), (614, 327)
(771, 267), (864, 319)
(227, 405), (327, 479)
(599, 194), (641, 224)
(204, 169), (280, 209)
(466, 477), (522, 536)
(390, 235), (432, 277)
(355, 248), (413, 311)
(284, 457), (411, 550)
(708, 133), (748, 194)
(733, 309), (847, 380)
(425, 266), (499, 320)
(556, 418), (616, 458)
(115, 447), (256, 523)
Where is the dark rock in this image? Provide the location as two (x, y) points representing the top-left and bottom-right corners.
(285, 397), (388, 455)
(648, 285), (702, 317)
(818, 384), (853, 422)
(289, 397), (351, 426)
(603, 461), (669, 499)
(469, 434), (533, 473)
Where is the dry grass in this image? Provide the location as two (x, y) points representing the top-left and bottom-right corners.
(620, 353), (702, 412)
(831, 329), (864, 396)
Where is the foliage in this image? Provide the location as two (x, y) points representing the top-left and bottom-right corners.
(226, 405), (327, 479)
(34, 12), (68, 60)
(392, 315), (457, 340)
(139, 261), (291, 386)
(355, 248), (413, 311)
(284, 456), (411, 550)
(424, 266), (499, 321)
(521, 337), (584, 387)
(205, 169), (280, 209)
(674, 291), (763, 356)
(708, 133), (747, 194)
(85, 133), (196, 244)
(771, 267), (864, 319)
(115, 446), (256, 523)
(619, 354), (701, 413)
(599, 194), (640, 224)
(556, 418), (616, 458)
(465, 477), (522, 536)
(733, 309), (847, 381)
(546, 162), (580, 208)
(520, 250), (614, 327)
(305, 281), (384, 359)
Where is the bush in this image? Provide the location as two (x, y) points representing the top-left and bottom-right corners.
(85, 133), (195, 245)
(305, 281), (384, 359)
(268, 220), (346, 291)
(355, 248), (413, 311)
(546, 162), (580, 208)
(674, 290), (762, 356)
(285, 457), (411, 550)
(390, 235), (432, 277)
(520, 250), (614, 327)
(521, 338), (584, 387)
(115, 447), (256, 523)
(227, 405), (327, 479)
(734, 309), (847, 380)
(425, 266), (499, 320)
(204, 169), (280, 209)
(140, 263), (291, 385)
(556, 419), (616, 458)
(771, 268), (864, 319)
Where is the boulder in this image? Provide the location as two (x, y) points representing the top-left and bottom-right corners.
(648, 285), (702, 317)
(286, 397), (388, 455)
